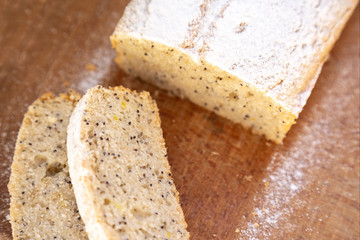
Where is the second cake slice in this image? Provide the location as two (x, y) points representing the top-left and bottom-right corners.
(67, 85), (189, 239)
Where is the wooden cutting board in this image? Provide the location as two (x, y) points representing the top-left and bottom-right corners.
(0, 1), (358, 239)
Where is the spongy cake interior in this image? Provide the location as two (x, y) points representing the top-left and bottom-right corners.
(8, 92), (87, 240)
(111, 36), (296, 143)
(69, 86), (188, 239)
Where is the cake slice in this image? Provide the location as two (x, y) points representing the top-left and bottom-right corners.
(8, 91), (88, 240)
(110, 0), (357, 143)
(67, 85), (189, 239)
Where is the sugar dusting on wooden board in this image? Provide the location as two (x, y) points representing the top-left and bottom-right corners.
(0, 120), (19, 234)
(237, 50), (359, 238)
(61, 46), (115, 93)
(238, 152), (309, 239)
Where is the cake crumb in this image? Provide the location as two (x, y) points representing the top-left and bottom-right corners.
(244, 175), (252, 182)
(85, 63), (97, 71)
(264, 181), (269, 188)
(153, 90), (160, 98)
(235, 228), (240, 233)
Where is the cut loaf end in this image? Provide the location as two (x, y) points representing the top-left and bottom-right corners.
(8, 91), (88, 240)
(110, 0), (357, 143)
(67, 85), (189, 240)
(110, 36), (296, 143)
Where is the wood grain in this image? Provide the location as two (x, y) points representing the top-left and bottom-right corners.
(0, 1), (358, 239)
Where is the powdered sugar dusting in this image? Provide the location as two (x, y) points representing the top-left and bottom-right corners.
(0, 196), (10, 226)
(0, 123), (20, 178)
(236, 61), (359, 238)
(238, 148), (317, 239)
(0, 116), (21, 234)
(76, 47), (114, 92)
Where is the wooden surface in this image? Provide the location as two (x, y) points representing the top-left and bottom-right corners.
(0, 1), (359, 239)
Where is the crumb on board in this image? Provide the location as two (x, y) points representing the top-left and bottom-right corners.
(153, 90), (160, 97)
(244, 175), (252, 182)
(85, 63), (97, 71)
(264, 181), (269, 188)
(235, 228), (240, 233)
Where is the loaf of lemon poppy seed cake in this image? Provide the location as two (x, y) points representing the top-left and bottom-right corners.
(67, 85), (189, 240)
(8, 91), (88, 240)
(110, 0), (357, 143)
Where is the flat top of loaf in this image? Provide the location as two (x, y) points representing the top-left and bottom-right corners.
(113, 0), (356, 115)
(8, 90), (88, 239)
(68, 86), (189, 239)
